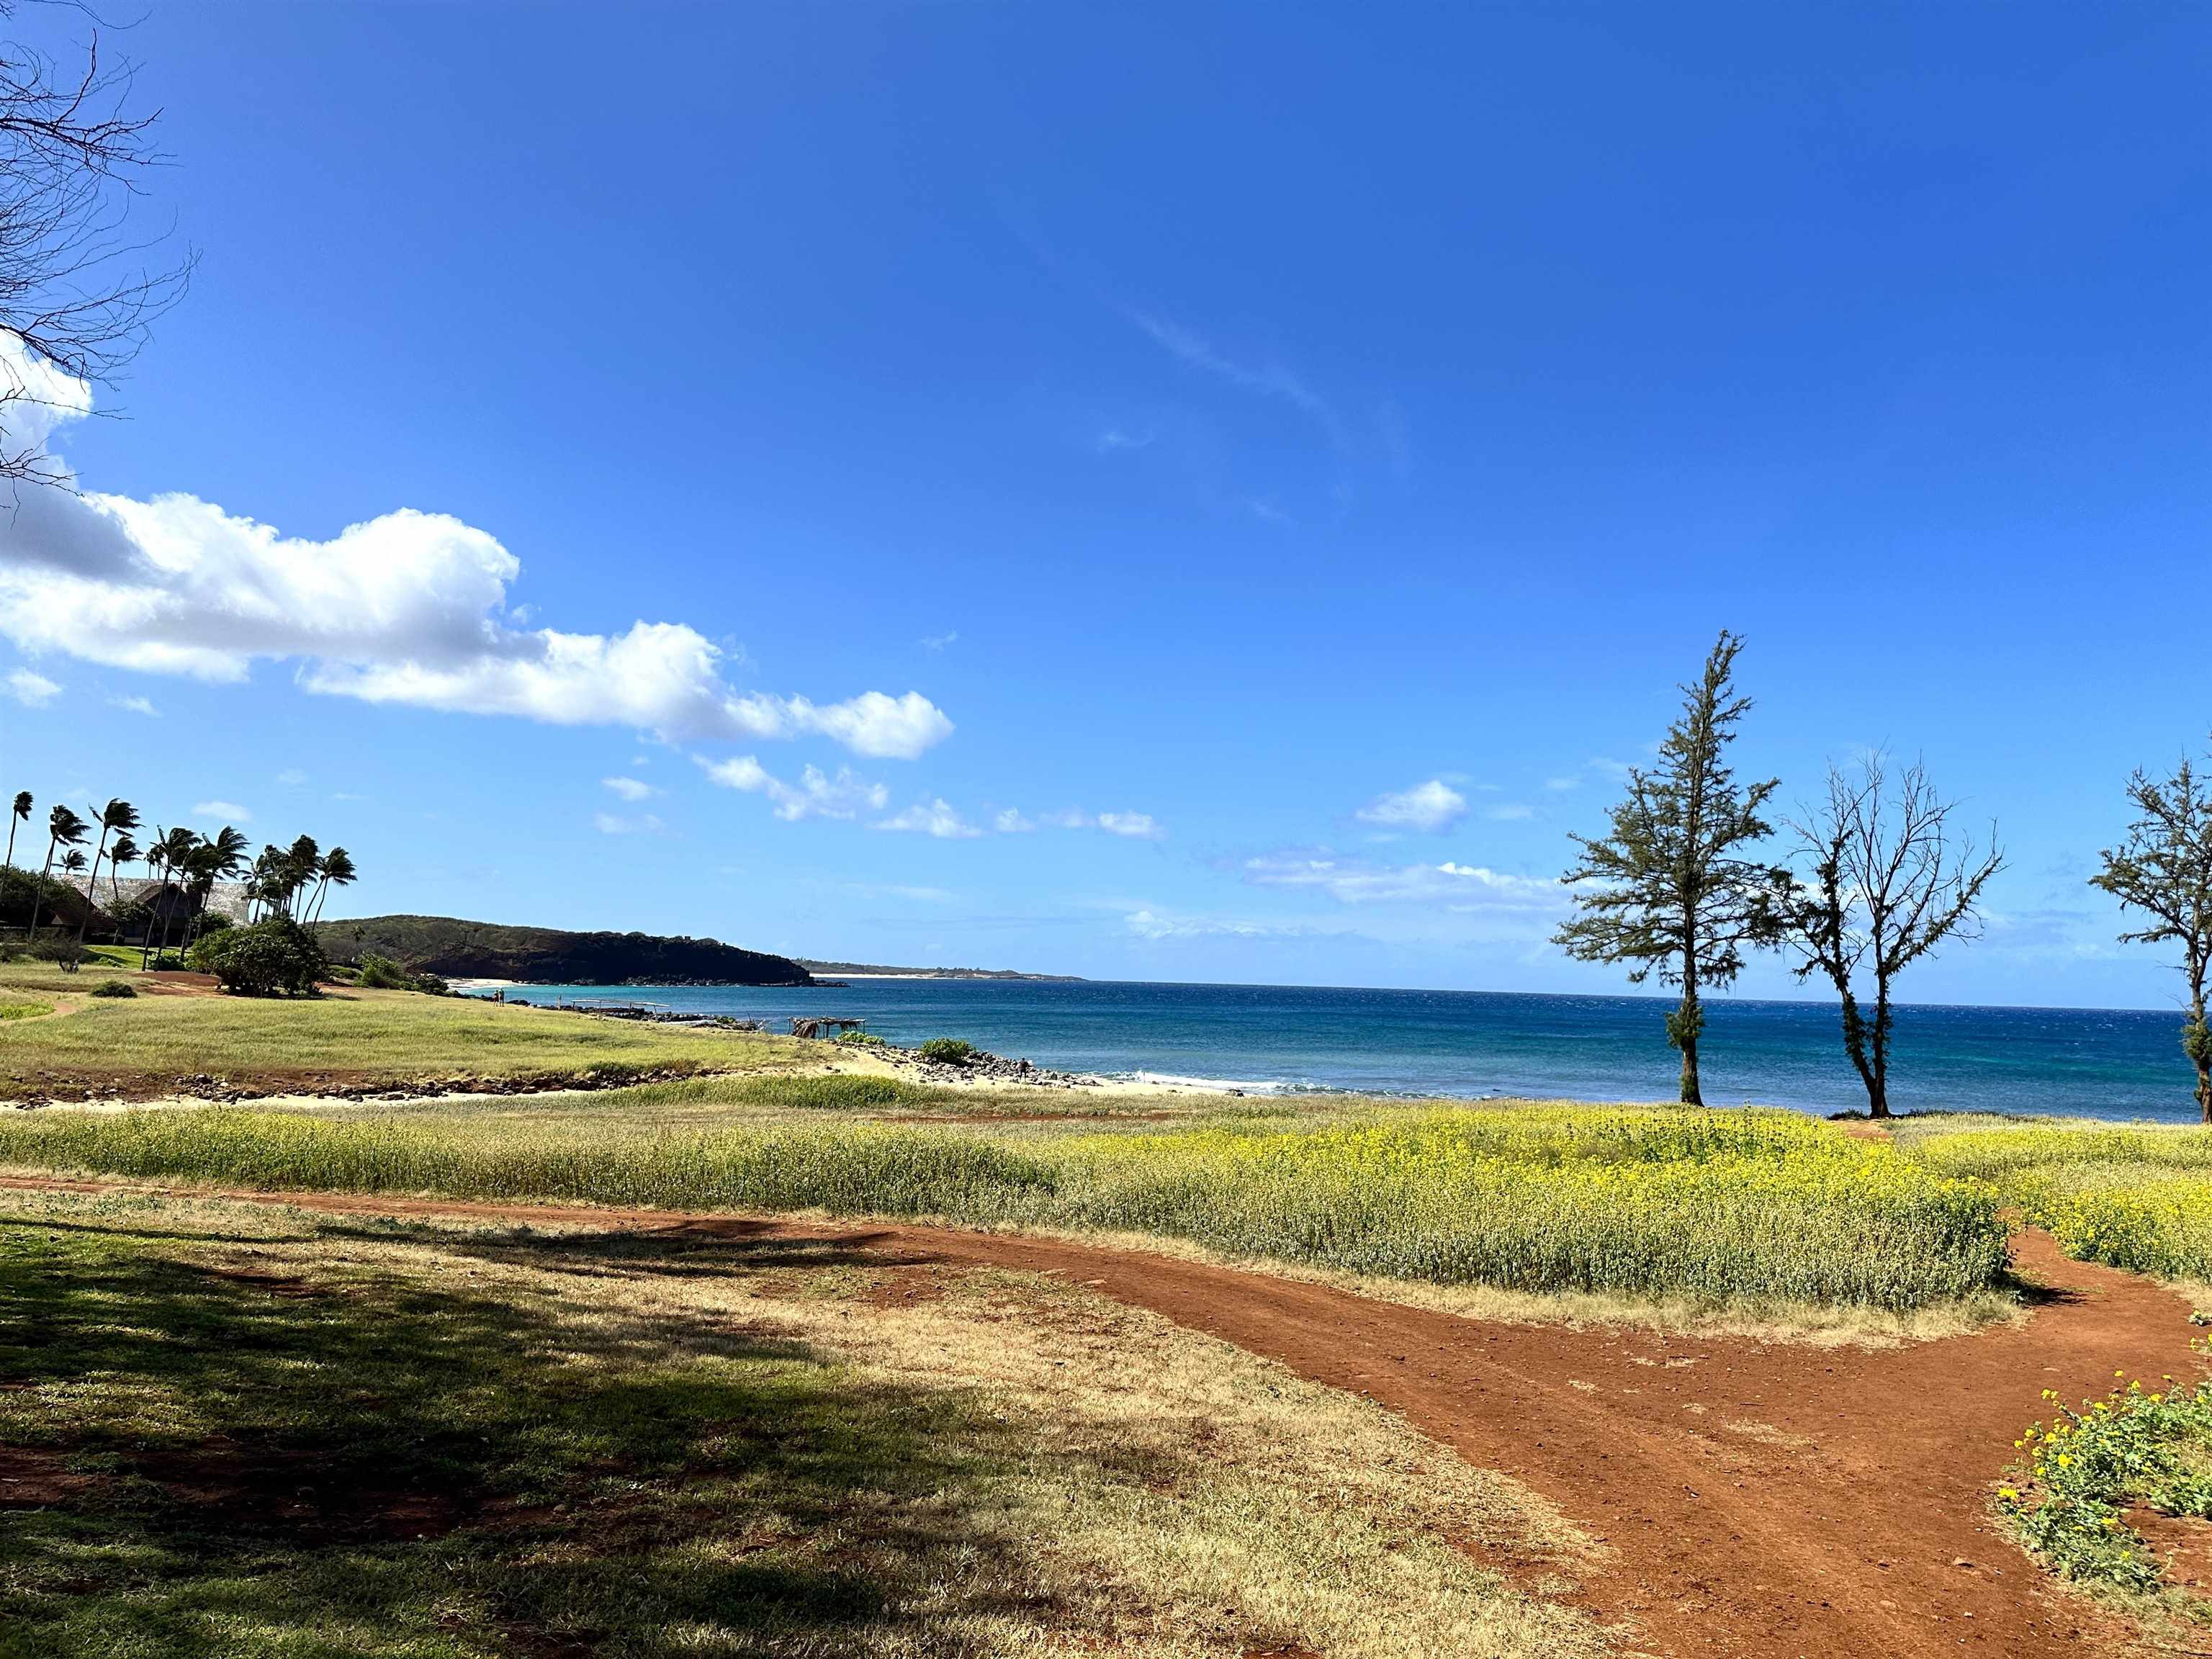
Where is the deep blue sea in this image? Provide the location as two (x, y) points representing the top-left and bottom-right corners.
(460, 978), (2209, 1123)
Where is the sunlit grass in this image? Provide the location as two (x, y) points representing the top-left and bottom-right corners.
(0, 1102), (2008, 1310)
(0, 984), (800, 1094)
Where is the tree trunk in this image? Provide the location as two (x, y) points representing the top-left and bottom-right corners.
(1866, 976), (1897, 1120)
(24, 842), (55, 939)
(1674, 985), (1704, 1106)
(1834, 988), (1884, 1117)
(73, 827), (110, 948)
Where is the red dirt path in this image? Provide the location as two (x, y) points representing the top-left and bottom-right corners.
(5, 1174), (2196, 1658)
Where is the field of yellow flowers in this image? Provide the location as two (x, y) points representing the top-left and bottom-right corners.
(1906, 1120), (2212, 1280)
(0, 1102), (2007, 1310)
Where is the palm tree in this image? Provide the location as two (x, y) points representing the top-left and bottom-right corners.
(24, 804), (87, 940)
(281, 835), (320, 917)
(105, 832), (140, 902)
(4, 790), (27, 875)
(74, 799), (140, 949)
(2, 791), (27, 932)
(184, 826), (248, 945)
(309, 846), (356, 926)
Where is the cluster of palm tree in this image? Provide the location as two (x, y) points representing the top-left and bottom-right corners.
(2, 791), (357, 965)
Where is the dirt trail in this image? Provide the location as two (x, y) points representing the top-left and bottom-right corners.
(4, 1175), (2195, 1659)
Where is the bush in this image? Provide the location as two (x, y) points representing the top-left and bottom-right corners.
(87, 979), (136, 999)
(918, 1038), (978, 1066)
(354, 952), (450, 995)
(355, 953), (416, 990)
(833, 1029), (888, 1048)
(187, 916), (328, 997)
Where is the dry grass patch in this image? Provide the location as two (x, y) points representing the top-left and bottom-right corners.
(0, 1187), (1606, 1659)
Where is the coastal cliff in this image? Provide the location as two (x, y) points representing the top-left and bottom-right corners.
(317, 914), (814, 987)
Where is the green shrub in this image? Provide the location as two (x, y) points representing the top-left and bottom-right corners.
(833, 1028), (887, 1048)
(187, 916), (328, 997)
(355, 953), (417, 990)
(2001, 1365), (2212, 1593)
(87, 979), (137, 999)
(918, 1037), (978, 1065)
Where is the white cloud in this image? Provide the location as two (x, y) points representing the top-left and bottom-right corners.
(1096, 427), (1154, 452)
(1097, 811), (1162, 839)
(698, 754), (886, 822)
(109, 693), (158, 716)
(6, 667), (60, 706)
(1043, 808), (1165, 840)
(0, 342), (952, 760)
(602, 775), (657, 802)
(1355, 779), (1467, 833)
(1486, 802), (1534, 822)
(1243, 852), (1560, 912)
(876, 799), (983, 839)
(994, 809), (1035, 833)
(276, 768), (306, 784)
(920, 631), (958, 653)
(192, 799), (251, 822)
(594, 811), (665, 835)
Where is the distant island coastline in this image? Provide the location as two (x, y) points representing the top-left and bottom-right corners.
(796, 959), (1081, 982)
(313, 915), (1076, 987)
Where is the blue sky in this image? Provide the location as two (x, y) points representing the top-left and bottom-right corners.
(0, 2), (2206, 1007)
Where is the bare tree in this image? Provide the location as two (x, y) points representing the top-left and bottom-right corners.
(1555, 631), (1790, 1105)
(1786, 755), (2003, 1119)
(2091, 743), (2212, 1122)
(0, 1), (189, 486)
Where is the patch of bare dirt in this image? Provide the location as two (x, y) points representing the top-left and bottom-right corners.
(0, 1445), (95, 1506)
(129, 1439), (472, 1542)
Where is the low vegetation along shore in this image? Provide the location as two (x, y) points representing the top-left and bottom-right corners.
(9, 955), (2212, 1653)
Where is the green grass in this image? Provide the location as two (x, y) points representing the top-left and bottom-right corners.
(0, 1102), (2008, 1310)
(0, 984), (802, 1097)
(0, 1187), (1600, 1659)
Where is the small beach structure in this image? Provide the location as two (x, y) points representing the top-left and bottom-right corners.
(790, 1016), (866, 1040)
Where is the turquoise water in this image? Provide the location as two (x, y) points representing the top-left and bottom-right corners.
(467, 979), (2209, 1122)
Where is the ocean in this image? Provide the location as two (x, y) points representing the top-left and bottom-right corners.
(461, 978), (2210, 1123)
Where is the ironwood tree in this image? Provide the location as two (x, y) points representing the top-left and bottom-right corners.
(1555, 631), (1789, 1105)
(1785, 755), (2002, 1119)
(2092, 742), (2212, 1121)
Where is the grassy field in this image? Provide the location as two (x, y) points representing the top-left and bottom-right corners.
(0, 970), (811, 1098)
(0, 1184), (1602, 1659)
(0, 1095), (2010, 1313)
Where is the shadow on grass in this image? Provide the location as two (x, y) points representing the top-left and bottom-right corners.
(0, 1213), (1040, 1658)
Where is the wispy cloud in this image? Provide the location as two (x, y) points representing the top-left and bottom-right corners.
(1095, 427), (1154, 452)
(5, 667), (58, 706)
(919, 631), (958, 654)
(698, 755), (886, 822)
(1486, 802), (1534, 822)
(109, 693), (158, 716)
(602, 775), (658, 802)
(594, 811), (665, 835)
(192, 799), (251, 822)
(1037, 808), (1164, 840)
(276, 768), (305, 784)
(994, 809), (1035, 833)
(1356, 779), (1467, 834)
(876, 799), (983, 840)
(1243, 852), (1560, 914)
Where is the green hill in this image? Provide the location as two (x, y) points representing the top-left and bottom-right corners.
(318, 914), (813, 987)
